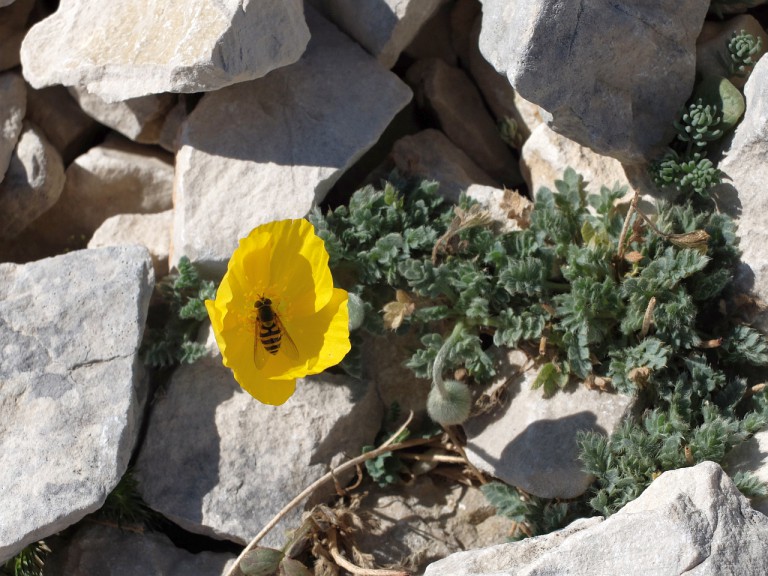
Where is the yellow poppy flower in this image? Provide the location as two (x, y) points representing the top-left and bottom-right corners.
(205, 219), (351, 405)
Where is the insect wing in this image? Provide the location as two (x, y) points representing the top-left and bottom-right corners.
(253, 318), (270, 369)
(274, 314), (299, 361)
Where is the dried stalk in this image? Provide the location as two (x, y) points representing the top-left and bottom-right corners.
(398, 452), (466, 464)
(442, 425), (486, 484)
(326, 527), (410, 576)
(224, 412), (429, 576)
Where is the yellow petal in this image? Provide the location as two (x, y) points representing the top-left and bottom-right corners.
(281, 287), (351, 379)
(239, 376), (297, 406)
(268, 219), (333, 317)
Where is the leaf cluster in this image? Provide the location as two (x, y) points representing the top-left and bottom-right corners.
(1, 542), (49, 576)
(360, 403), (441, 487)
(480, 481), (588, 540)
(650, 110), (723, 198)
(578, 404), (767, 515)
(142, 256), (216, 368)
(314, 166), (768, 517)
(96, 468), (160, 529)
(726, 29), (763, 76)
(650, 32), (758, 198)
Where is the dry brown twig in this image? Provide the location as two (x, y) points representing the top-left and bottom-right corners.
(224, 411), (430, 576)
(442, 425), (486, 485)
(326, 527), (410, 576)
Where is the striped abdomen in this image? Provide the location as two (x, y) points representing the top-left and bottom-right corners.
(258, 318), (282, 355)
(255, 297), (282, 355)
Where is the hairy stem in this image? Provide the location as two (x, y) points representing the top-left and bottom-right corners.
(431, 322), (466, 397)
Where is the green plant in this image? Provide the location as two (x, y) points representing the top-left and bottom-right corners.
(652, 151), (722, 198)
(579, 406), (766, 515)
(97, 468), (159, 528)
(650, 101), (725, 198)
(360, 404), (442, 486)
(1, 542), (50, 576)
(480, 482), (584, 540)
(499, 116), (524, 149)
(673, 100), (724, 151)
(725, 30), (763, 76)
(312, 167), (768, 519)
(142, 256), (216, 368)
(650, 31), (757, 199)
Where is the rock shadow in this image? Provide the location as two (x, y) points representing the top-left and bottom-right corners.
(466, 375), (608, 497)
(134, 359), (237, 529)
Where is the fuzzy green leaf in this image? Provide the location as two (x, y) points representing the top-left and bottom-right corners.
(532, 362), (569, 396)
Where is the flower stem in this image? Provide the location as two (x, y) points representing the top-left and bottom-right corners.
(432, 322), (466, 397)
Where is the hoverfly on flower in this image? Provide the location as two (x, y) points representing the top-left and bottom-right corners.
(205, 219), (350, 405)
(253, 296), (299, 368)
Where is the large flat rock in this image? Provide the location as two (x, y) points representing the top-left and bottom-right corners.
(714, 56), (768, 332)
(172, 7), (411, 275)
(44, 524), (235, 576)
(425, 462), (768, 575)
(464, 353), (635, 499)
(20, 0), (310, 102)
(0, 246), (154, 563)
(135, 333), (383, 548)
(477, 0), (710, 163)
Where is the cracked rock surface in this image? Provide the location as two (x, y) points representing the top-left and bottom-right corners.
(0, 246), (154, 563)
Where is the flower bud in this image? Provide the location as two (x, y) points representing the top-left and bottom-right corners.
(347, 292), (366, 331)
(428, 379), (472, 425)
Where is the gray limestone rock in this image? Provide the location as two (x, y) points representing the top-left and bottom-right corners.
(25, 85), (105, 165)
(521, 123), (633, 198)
(0, 71), (26, 180)
(0, 246), (154, 563)
(0, 0), (33, 72)
(425, 517), (602, 576)
(388, 129), (497, 202)
(0, 121), (65, 239)
(466, 16), (531, 145)
(135, 336), (383, 548)
(464, 351), (635, 499)
(406, 58), (522, 187)
(69, 87), (177, 145)
(20, 0), (311, 102)
(88, 210), (173, 279)
(425, 462), (768, 575)
(44, 524), (235, 576)
(171, 7), (411, 276)
(714, 56), (768, 332)
(403, 1), (458, 66)
(30, 135), (174, 249)
(477, 0), (710, 164)
(314, 0), (446, 69)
